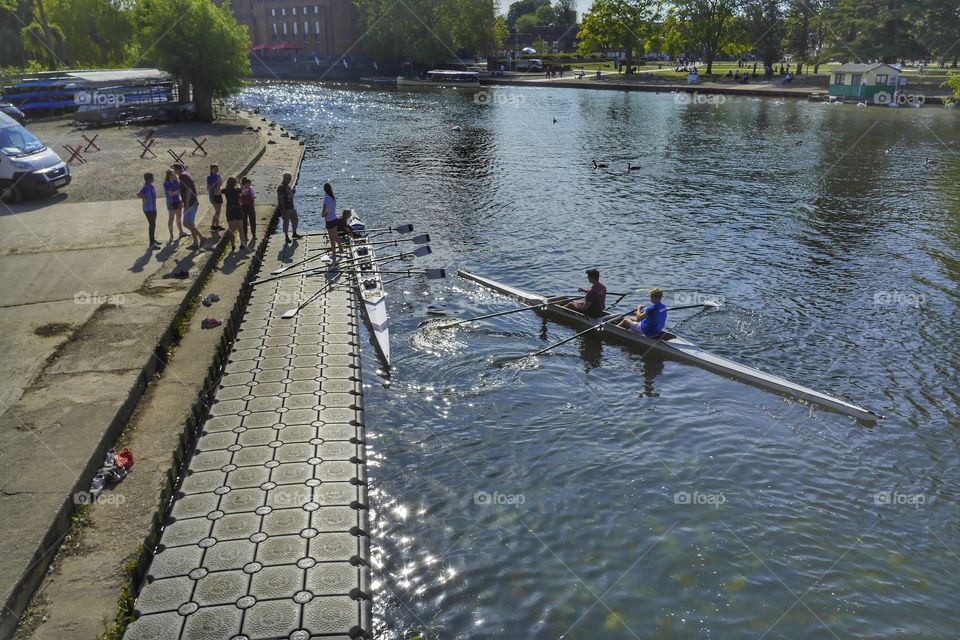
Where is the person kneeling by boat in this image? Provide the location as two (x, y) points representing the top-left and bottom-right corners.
(619, 288), (667, 337)
(566, 269), (607, 318)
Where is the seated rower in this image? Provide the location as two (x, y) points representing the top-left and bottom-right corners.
(619, 288), (667, 337)
(566, 269), (606, 318)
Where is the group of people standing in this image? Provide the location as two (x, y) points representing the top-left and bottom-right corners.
(137, 164), (340, 259)
(137, 163), (258, 253)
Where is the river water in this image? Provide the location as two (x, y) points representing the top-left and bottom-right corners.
(239, 82), (960, 639)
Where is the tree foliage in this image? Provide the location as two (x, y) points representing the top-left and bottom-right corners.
(357, 0), (495, 66)
(672, 0), (742, 74)
(46, 0), (133, 67)
(133, 0), (249, 122)
(506, 0), (549, 27)
(578, 0), (658, 69)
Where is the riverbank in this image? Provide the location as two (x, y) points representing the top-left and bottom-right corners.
(0, 112), (306, 639)
(481, 73), (954, 105)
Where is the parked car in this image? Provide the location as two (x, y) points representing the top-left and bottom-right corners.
(0, 112), (71, 204)
(0, 103), (26, 124)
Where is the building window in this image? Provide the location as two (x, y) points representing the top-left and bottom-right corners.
(272, 23), (277, 35)
(303, 22), (308, 36)
(876, 74), (887, 85)
(282, 22), (287, 35)
(293, 21), (297, 35)
(834, 73), (844, 84)
(281, 8), (285, 15)
(889, 75), (898, 85)
(851, 73), (862, 86)
(270, 8), (275, 16)
(314, 5), (318, 14)
(303, 6), (308, 15)
(314, 20), (319, 35)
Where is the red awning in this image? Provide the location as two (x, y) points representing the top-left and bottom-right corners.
(250, 44), (270, 51)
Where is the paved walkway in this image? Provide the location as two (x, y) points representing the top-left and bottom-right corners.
(124, 234), (371, 640)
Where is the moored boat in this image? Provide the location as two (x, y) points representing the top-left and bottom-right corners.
(458, 270), (882, 422)
(396, 70), (482, 89)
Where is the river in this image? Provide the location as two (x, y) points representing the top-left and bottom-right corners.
(239, 81), (960, 639)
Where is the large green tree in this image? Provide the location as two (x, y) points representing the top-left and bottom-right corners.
(357, 0), (496, 66)
(823, 0), (925, 63)
(673, 0), (743, 75)
(740, 0), (782, 69)
(46, 0), (133, 67)
(506, 0), (549, 27)
(578, 0), (658, 72)
(133, 0), (249, 122)
(555, 0), (576, 27)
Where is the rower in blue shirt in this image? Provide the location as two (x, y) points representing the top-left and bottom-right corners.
(619, 288), (667, 337)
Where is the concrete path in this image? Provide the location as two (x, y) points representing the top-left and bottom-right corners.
(124, 233), (371, 640)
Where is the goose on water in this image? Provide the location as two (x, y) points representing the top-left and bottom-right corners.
(593, 160), (608, 169)
(627, 163), (641, 171)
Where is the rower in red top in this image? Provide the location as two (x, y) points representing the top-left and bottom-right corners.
(566, 268), (607, 318)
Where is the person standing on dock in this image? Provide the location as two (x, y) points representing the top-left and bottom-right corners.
(174, 164), (205, 250)
(277, 172), (301, 245)
(322, 182), (343, 260)
(206, 164), (224, 233)
(619, 288), (668, 338)
(163, 169), (186, 243)
(221, 176), (246, 252)
(240, 177), (256, 242)
(137, 172), (161, 250)
(565, 269), (607, 318)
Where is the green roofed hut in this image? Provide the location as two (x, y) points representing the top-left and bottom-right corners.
(828, 63), (903, 104)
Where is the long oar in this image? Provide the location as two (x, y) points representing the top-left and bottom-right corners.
(310, 234), (430, 251)
(269, 250), (329, 276)
(280, 272), (344, 319)
(529, 301), (720, 358)
(306, 223), (414, 238)
(367, 268), (446, 279)
(336, 245), (432, 268)
(440, 297), (577, 329)
(253, 249), (424, 287)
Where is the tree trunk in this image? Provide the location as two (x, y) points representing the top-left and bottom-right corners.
(35, 0), (56, 70)
(705, 54), (713, 75)
(194, 83), (214, 123)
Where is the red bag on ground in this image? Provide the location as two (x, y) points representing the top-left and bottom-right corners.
(114, 448), (134, 470)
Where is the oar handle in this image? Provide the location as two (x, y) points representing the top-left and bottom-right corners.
(529, 311), (629, 357)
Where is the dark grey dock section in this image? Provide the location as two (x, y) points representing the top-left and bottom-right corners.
(125, 234), (371, 640)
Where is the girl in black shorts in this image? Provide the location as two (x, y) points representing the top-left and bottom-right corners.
(221, 176), (246, 252)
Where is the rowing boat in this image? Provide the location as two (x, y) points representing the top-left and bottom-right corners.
(458, 270), (882, 422)
(345, 214), (390, 366)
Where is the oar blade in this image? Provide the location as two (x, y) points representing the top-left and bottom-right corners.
(394, 224), (414, 233)
(424, 268), (446, 279)
(412, 233), (431, 244)
(410, 245), (432, 258)
(281, 307), (298, 319)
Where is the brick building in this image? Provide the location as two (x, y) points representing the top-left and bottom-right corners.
(230, 0), (361, 59)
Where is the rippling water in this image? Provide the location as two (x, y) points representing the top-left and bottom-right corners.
(240, 82), (960, 639)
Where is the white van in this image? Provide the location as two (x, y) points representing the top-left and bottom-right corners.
(0, 112), (71, 204)
(516, 58), (544, 72)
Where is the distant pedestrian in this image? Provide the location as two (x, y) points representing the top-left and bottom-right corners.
(322, 182), (343, 260)
(240, 176), (256, 241)
(174, 163), (205, 250)
(277, 172), (301, 244)
(752, 62), (757, 75)
(163, 169), (186, 243)
(206, 164), (224, 232)
(221, 176), (246, 252)
(137, 172), (161, 250)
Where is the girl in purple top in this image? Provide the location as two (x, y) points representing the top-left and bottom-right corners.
(137, 172), (161, 250)
(163, 169), (186, 242)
